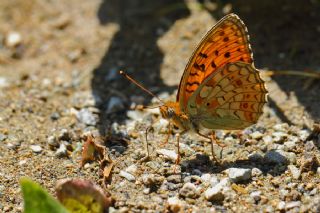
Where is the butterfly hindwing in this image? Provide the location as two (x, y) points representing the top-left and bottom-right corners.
(187, 62), (268, 130)
(177, 14), (253, 113)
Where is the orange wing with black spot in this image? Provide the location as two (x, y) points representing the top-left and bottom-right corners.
(177, 13), (253, 112)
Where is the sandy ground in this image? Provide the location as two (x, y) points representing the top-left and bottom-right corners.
(0, 0), (320, 212)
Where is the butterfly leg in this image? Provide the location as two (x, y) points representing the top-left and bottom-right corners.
(196, 131), (220, 162)
(160, 122), (172, 147)
(173, 130), (187, 173)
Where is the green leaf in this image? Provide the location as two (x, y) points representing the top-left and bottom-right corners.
(20, 177), (69, 213)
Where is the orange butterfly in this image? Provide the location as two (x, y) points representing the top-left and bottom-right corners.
(121, 13), (268, 163)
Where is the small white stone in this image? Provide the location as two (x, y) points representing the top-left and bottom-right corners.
(227, 168), (252, 182)
(143, 188), (150, 194)
(18, 160), (27, 166)
(277, 201), (286, 210)
(6, 32), (22, 47)
(262, 135), (273, 144)
(317, 167), (320, 175)
(119, 171), (136, 182)
(125, 164), (138, 175)
(251, 131), (264, 139)
(55, 143), (67, 157)
(200, 173), (211, 182)
(156, 149), (178, 162)
(209, 176), (219, 187)
(285, 201), (301, 209)
(47, 135), (59, 147)
(167, 197), (183, 213)
(288, 165), (301, 180)
(30, 145), (42, 153)
(250, 191), (261, 201)
(204, 184), (224, 201)
(179, 182), (197, 198)
(272, 132), (288, 143)
(251, 168), (263, 177)
(273, 123), (289, 132)
(284, 141), (296, 152)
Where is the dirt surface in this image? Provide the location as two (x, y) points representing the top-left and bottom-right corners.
(1, 0), (320, 212)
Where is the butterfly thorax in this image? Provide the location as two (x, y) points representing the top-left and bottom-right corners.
(159, 101), (192, 131)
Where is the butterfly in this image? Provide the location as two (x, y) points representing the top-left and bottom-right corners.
(121, 13), (268, 163)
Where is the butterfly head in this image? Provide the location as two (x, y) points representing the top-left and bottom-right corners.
(159, 101), (190, 130)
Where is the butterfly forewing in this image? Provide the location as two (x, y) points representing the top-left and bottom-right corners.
(177, 14), (254, 112)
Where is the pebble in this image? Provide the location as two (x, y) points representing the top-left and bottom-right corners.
(285, 201), (301, 209)
(262, 135), (273, 144)
(264, 150), (288, 164)
(0, 77), (8, 88)
(156, 149), (178, 162)
(272, 132), (287, 143)
(55, 143), (67, 157)
(204, 184), (224, 202)
(277, 201), (286, 210)
(288, 165), (301, 180)
(106, 96), (124, 113)
(250, 191), (261, 202)
(126, 110), (145, 121)
(273, 123), (289, 132)
(227, 168), (252, 183)
(179, 182), (198, 198)
(167, 175), (182, 184)
(200, 173), (211, 183)
(251, 131), (264, 140)
(76, 108), (97, 126)
(143, 188), (150, 194)
(47, 135), (59, 147)
(204, 178), (230, 201)
(248, 152), (263, 161)
(30, 145), (42, 153)
(167, 197), (184, 213)
(5, 31), (22, 47)
(119, 171), (136, 182)
(125, 164), (138, 175)
(283, 141), (296, 152)
(298, 129), (309, 141)
(0, 133), (7, 142)
(251, 168), (263, 177)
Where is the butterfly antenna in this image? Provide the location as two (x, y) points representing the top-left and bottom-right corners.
(119, 70), (163, 103)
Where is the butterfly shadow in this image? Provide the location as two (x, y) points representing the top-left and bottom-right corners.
(227, 0), (320, 127)
(92, 0), (190, 150)
(181, 151), (289, 178)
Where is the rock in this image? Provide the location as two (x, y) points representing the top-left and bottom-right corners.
(30, 145), (42, 153)
(272, 132), (287, 143)
(156, 149), (178, 162)
(143, 188), (150, 194)
(264, 150), (288, 164)
(76, 108), (97, 126)
(273, 123), (289, 132)
(106, 96), (124, 113)
(251, 168), (263, 177)
(204, 185), (224, 202)
(179, 182), (198, 198)
(167, 175), (182, 184)
(288, 165), (301, 180)
(125, 164), (138, 175)
(0, 133), (7, 142)
(0, 77), (9, 88)
(227, 168), (251, 183)
(285, 201), (301, 210)
(58, 129), (71, 141)
(55, 143), (68, 157)
(262, 135), (273, 144)
(126, 110), (145, 121)
(298, 129), (309, 141)
(251, 131), (264, 140)
(283, 141), (296, 152)
(209, 176), (219, 187)
(5, 32), (22, 47)
(119, 171), (136, 182)
(167, 197), (184, 213)
(204, 178), (230, 201)
(248, 152), (263, 161)
(277, 201), (286, 210)
(250, 191), (261, 202)
(200, 173), (211, 183)
(141, 174), (163, 186)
